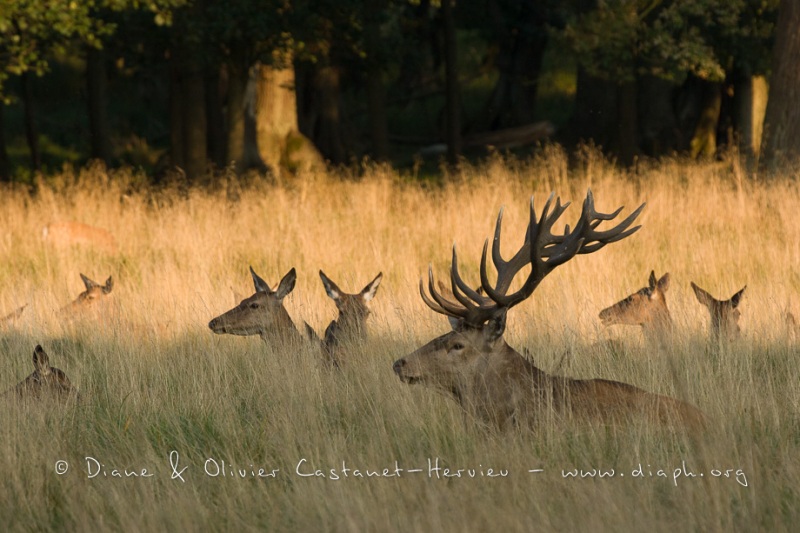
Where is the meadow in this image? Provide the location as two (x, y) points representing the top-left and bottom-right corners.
(1, 148), (799, 531)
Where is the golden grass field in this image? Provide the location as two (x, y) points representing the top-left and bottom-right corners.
(1, 149), (799, 531)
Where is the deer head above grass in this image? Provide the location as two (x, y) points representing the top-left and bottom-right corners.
(392, 191), (706, 431)
(598, 271), (673, 340)
(6, 345), (79, 402)
(208, 266), (303, 346)
(691, 282), (746, 342)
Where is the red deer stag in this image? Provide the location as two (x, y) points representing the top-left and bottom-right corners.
(392, 191), (706, 431)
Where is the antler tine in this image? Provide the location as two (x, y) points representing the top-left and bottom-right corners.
(419, 278), (456, 317)
(425, 265), (472, 318)
(569, 189), (646, 255)
(450, 246), (492, 308)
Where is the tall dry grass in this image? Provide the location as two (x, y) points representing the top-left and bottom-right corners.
(1, 149), (799, 531)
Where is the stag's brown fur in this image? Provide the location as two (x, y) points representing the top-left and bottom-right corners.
(394, 316), (706, 431)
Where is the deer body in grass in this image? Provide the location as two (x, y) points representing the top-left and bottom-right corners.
(5, 345), (79, 402)
(392, 191), (706, 431)
(0, 305), (26, 328)
(209, 267), (306, 347)
(42, 221), (118, 254)
(314, 270), (382, 366)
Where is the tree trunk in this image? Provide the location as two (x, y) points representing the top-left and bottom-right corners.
(182, 60), (207, 181)
(562, 67), (617, 150)
(638, 76), (679, 157)
(442, 0), (460, 166)
(616, 80), (638, 166)
(689, 81), (721, 159)
(0, 104), (9, 181)
(471, 0), (548, 132)
(364, 0), (389, 162)
(205, 63), (226, 168)
(169, 52), (185, 171)
(311, 64), (347, 165)
(762, 0), (800, 166)
(86, 46), (112, 163)
(257, 59), (303, 169)
(225, 64), (248, 172)
(21, 72), (41, 171)
(733, 74), (768, 158)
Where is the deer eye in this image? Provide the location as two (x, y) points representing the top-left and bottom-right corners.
(249, 302), (260, 309)
(450, 342), (465, 352)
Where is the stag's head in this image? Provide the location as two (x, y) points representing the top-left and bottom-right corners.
(208, 267), (297, 340)
(691, 282), (746, 341)
(599, 271), (672, 331)
(11, 345), (79, 401)
(393, 191), (645, 396)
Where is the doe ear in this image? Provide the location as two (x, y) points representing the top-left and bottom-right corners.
(275, 268), (297, 300)
(483, 309), (508, 344)
(319, 270), (341, 301)
(80, 274), (100, 291)
(730, 286), (746, 308)
(691, 281), (715, 309)
(656, 273), (670, 293)
(360, 272), (383, 302)
(102, 276), (114, 294)
(33, 345), (51, 375)
(648, 270), (657, 289)
(249, 266), (272, 293)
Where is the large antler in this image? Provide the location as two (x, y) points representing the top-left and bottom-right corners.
(421, 189), (645, 326)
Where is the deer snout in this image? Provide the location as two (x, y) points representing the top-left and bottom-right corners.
(208, 318), (226, 333)
(392, 358), (406, 375)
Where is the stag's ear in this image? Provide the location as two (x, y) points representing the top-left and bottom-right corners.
(691, 282), (714, 309)
(319, 270), (341, 301)
(102, 276), (114, 294)
(360, 272), (383, 302)
(483, 309), (507, 344)
(275, 268), (297, 300)
(730, 286), (746, 308)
